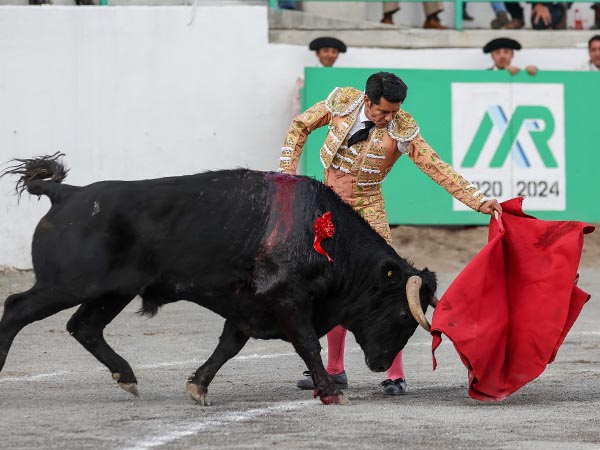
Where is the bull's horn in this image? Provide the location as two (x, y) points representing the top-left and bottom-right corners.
(430, 295), (440, 308)
(406, 275), (431, 332)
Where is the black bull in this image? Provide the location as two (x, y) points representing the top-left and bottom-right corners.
(0, 155), (437, 405)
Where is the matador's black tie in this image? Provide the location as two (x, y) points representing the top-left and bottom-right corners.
(347, 120), (375, 147)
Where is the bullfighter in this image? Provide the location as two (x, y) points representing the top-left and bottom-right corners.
(279, 71), (502, 396)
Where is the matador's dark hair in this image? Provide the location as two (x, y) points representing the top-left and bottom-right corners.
(364, 72), (408, 105)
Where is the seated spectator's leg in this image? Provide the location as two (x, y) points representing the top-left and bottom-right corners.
(550, 3), (567, 30)
(76, 0), (95, 4)
(531, 10), (549, 29)
(382, 2), (400, 24)
(550, 3), (567, 29)
(278, 0), (297, 10)
(491, 2), (508, 15)
(29, 0), (51, 4)
(422, 2), (448, 29)
(505, 2), (525, 29)
(491, 2), (510, 29)
(531, 3), (564, 30)
(463, 3), (474, 21)
(592, 3), (600, 29)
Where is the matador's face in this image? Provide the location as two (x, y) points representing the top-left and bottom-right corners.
(364, 96), (401, 129)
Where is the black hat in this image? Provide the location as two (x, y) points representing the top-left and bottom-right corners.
(309, 37), (347, 53)
(483, 38), (522, 54)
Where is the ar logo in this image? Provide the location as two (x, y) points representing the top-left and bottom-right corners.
(461, 105), (558, 169)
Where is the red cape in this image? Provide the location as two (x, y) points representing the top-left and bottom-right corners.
(431, 197), (595, 401)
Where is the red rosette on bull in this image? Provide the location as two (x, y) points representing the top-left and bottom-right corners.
(313, 211), (335, 262)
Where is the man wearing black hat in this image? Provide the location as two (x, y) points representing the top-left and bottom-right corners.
(291, 37), (348, 118)
(309, 37), (347, 68)
(483, 38), (538, 76)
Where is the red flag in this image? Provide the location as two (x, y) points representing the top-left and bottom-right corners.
(431, 197), (594, 401)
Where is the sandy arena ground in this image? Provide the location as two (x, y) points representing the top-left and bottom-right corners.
(0, 225), (598, 450)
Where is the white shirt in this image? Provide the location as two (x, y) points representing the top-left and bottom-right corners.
(575, 60), (599, 71)
(348, 105), (371, 138)
(347, 105), (410, 153)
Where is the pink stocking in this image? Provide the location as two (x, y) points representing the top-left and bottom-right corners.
(385, 351), (405, 380)
(325, 325), (346, 375)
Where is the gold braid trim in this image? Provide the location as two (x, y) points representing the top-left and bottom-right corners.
(408, 135), (486, 211)
(325, 87), (364, 117)
(387, 110), (420, 143)
(279, 101), (331, 174)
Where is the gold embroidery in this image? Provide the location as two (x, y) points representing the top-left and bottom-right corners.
(325, 87), (364, 116)
(346, 190), (392, 243)
(409, 137), (485, 211)
(388, 110), (420, 142)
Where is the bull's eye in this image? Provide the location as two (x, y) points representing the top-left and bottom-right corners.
(387, 270), (392, 278)
(399, 311), (409, 320)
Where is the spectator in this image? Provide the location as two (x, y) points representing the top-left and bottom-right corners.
(463, 3), (474, 21)
(308, 36), (347, 68)
(465, 2), (511, 29)
(503, 2), (567, 30)
(29, 0), (95, 3)
(530, 2), (567, 29)
(483, 37), (538, 76)
(381, 2), (448, 29)
(290, 37), (347, 118)
(505, 2), (525, 29)
(278, 0), (297, 10)
(490, 2), (511, 29)
(591, 3), (600, 29)
(578, 35), (600, 71)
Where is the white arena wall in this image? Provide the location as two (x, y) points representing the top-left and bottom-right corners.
(0, 4), (592, 269)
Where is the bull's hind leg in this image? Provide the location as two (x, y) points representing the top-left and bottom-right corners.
(66, 295), (138, 397)
(0, 286), (83, 371)
(187, 319), (249, 406)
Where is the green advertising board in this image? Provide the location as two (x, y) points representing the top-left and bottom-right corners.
(300, 68), (600, 225)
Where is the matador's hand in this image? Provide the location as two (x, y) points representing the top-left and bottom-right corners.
(479, 199), (502, 216)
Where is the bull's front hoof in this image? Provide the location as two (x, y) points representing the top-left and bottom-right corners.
(112, 372), (139, 397)
(314, 390), (350, 405)
(118, 382), (140, 397)
(186, 382), (211, 406)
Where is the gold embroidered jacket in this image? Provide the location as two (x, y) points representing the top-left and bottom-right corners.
(279, 87), (486, 242)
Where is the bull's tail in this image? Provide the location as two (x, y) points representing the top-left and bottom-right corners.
(0, 152), (70, 202)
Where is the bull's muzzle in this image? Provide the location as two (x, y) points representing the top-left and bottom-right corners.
(406, 275), (436, 332)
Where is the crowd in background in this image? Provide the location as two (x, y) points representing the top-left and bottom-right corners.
(279, 1), (600, 30)
(305, 34), (600, 72)
(28, 0), (95, 4)
(25, 0), (600, 30)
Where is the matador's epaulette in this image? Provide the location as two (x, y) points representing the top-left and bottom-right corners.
(325, 87), (363, 117)
(325, 86), (420, 142)
(387, 110), (420, 143)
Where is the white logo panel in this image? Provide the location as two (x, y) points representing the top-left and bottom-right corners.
(451, 83), (565, 211)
